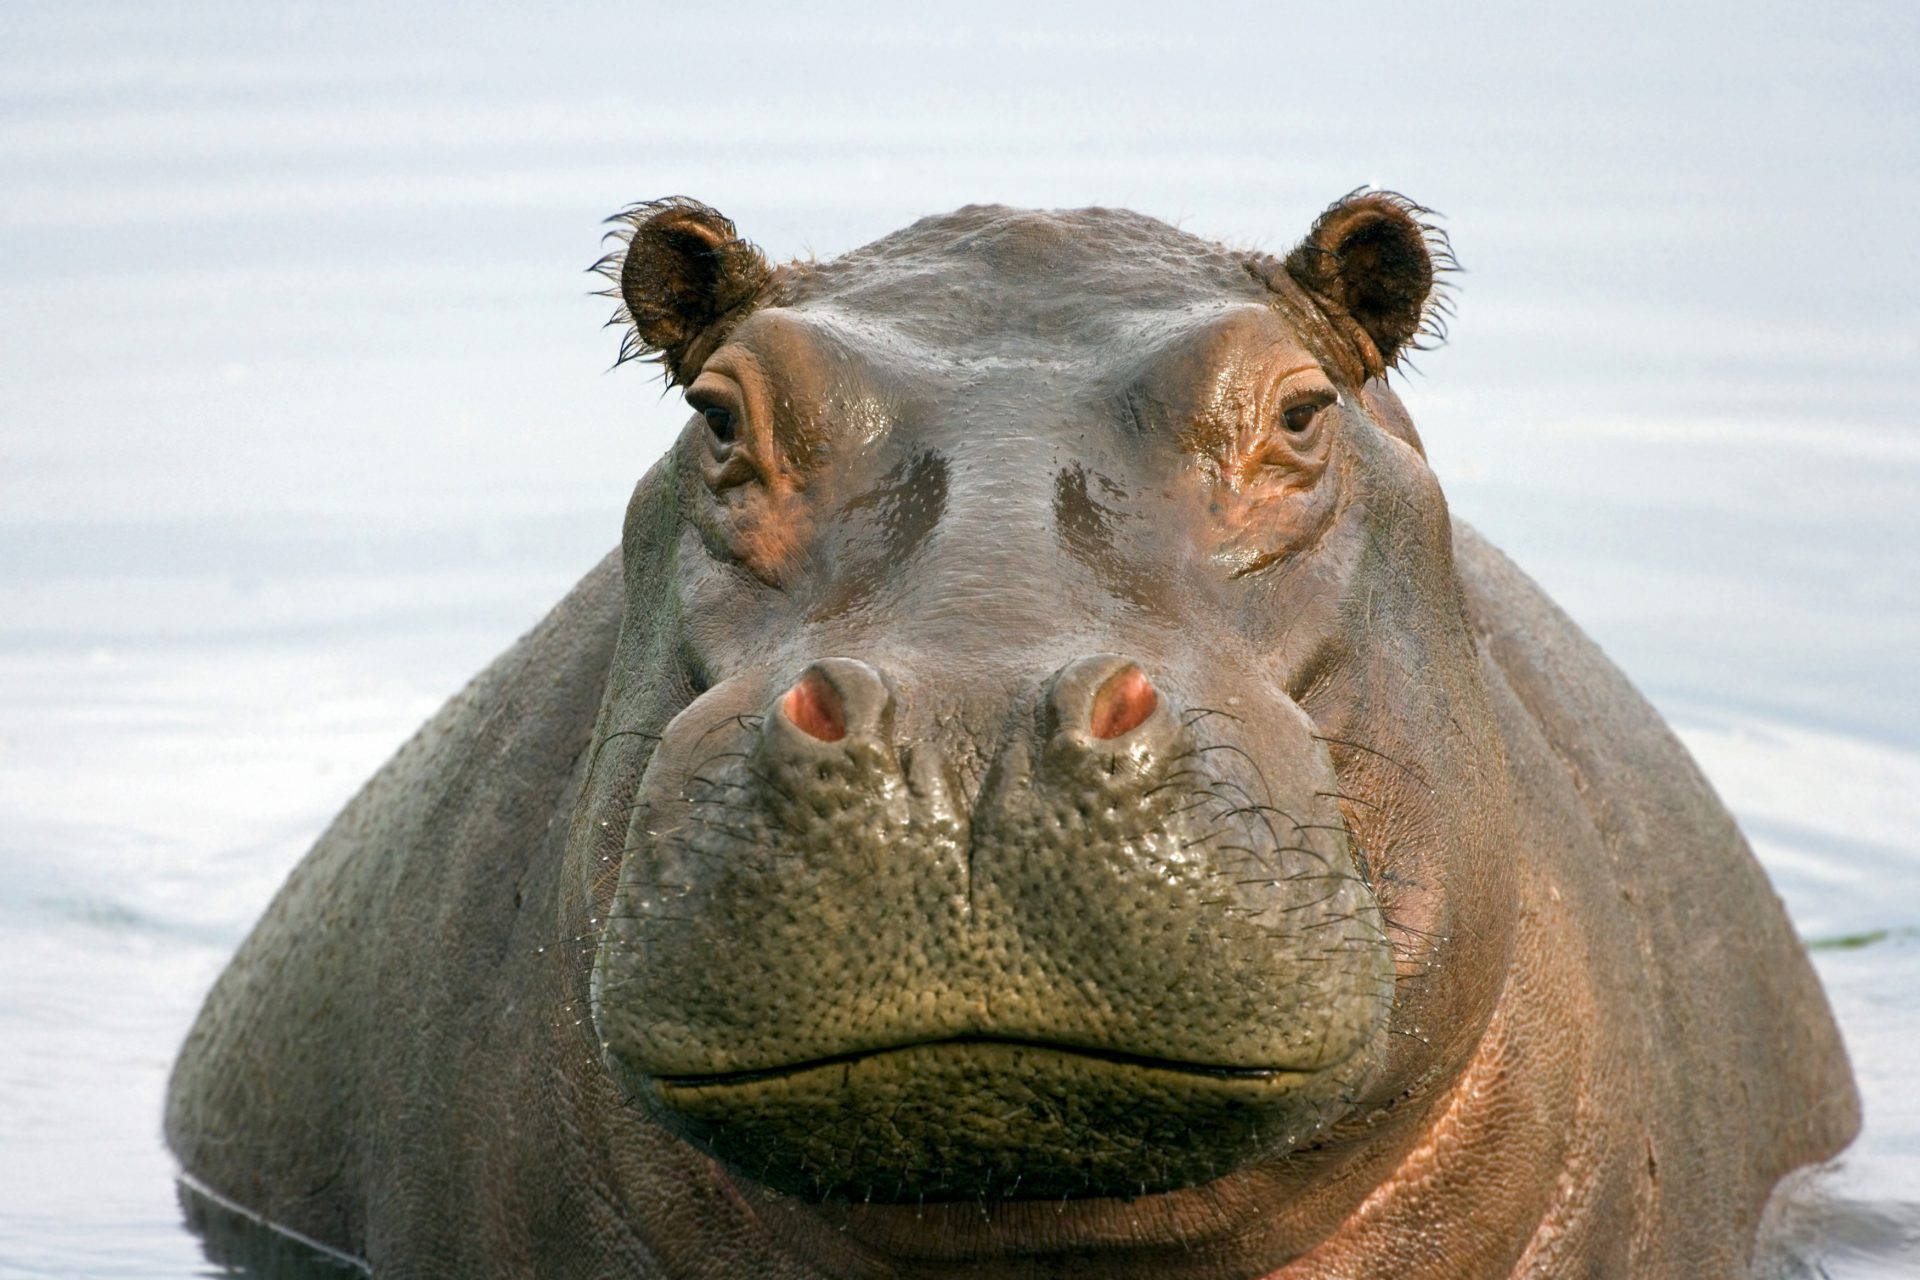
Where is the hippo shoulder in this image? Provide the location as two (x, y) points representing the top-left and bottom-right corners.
(165, 550), (625, 1258)
(1449, 519), (1857, 1261)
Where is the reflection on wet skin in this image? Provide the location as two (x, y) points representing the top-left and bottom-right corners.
(809, 449), (948, 623)
(1052, 462), (1164, 614)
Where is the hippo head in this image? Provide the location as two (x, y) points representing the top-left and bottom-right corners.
(573, 194), (1518, 1262)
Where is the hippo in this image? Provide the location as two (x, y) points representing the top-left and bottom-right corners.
(165, 191), (1858, 1278)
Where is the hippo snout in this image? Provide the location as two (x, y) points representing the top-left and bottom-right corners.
(590, 655), (1391, 1200)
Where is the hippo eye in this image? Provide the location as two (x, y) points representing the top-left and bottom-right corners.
(702, 405), (737, 445)
(1281, 395), (1332, 435)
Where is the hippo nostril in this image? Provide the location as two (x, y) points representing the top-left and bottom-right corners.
(764, 659), (894, 755)
(781, 670), (847, 743)
(1091, 665), (1158, 739)
(1047, 655), (1172, 747)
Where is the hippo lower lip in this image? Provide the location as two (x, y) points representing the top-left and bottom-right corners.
(632, 1037), (1349, 1202)
(649, 1034), (1330, 1088)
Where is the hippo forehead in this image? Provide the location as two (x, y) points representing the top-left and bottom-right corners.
(777, 205), (1279, 363)
(666, 205), (1383, 683)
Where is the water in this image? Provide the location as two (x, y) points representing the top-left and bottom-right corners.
(1, 1), (1916, 1274)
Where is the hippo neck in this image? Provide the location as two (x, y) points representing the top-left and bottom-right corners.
(1269, 870), (1607, 1278)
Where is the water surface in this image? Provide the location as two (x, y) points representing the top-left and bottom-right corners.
(2, 1), (1916, 1274)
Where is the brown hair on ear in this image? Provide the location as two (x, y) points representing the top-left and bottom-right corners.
(592, 198), (774, 385)
(1283, 190), (1455, 378)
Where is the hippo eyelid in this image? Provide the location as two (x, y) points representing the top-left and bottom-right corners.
(686, 372), (747, 450)
(687, 394), (740, 448)
(701, 405), (737, 444)
(1269, 366), (1336, 407)
(1279, 392), (1334, 436)
(1269, 370), (1337, 441)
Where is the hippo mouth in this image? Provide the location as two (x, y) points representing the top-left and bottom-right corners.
(630, 1035), (1350, 1202)
(650, 1033), (1324, 1088)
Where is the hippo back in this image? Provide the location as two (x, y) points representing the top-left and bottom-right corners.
(1452, 520), (1857, 1273)
(165, 551), (627, 1267)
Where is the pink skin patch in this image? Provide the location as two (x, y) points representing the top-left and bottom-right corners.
(782, 670), (847, 742)
(1091, 665), (1158, 739)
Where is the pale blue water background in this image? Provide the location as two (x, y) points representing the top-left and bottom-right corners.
(2, 1), (1917, 1274)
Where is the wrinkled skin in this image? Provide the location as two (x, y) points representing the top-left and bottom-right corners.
(167, 195), (1858, 1279)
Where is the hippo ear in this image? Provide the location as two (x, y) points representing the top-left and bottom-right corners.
(594, 198), (774, 385)
(1283, 191), (1454, 376)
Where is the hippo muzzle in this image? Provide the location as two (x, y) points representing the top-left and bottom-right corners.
(592, 652), (1390, 1200)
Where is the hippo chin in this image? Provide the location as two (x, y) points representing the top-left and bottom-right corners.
(166, 193), (1857, 1278)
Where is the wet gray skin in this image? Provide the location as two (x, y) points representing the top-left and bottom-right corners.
(167, 194), (1856, 1279)
(583, 200), (1494, 1203)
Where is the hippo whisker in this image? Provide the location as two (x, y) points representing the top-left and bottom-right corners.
(1311, 734), (1434, 792)
(1140, 769), (1212, 799)
(1378, 916), (1445, 951)
(686, 776), (755, 798)
(1167, 797), (1230, 824)
(587, 726), (665, 780)
(1213, 802), (1294, 824)
(682, 795), (768, 823)
(1282, 901), (1374, 932)
(1193, 774), (1294, 825)
(687, 713), (765, 754)
(596, 727), (664, 747)
(1276, 870), (1371, 886)
(689, 820), (765, 845)
(1213, 799), (1316, 840)
(1187, 740), (1275, 778)
(740, 763), (804, 810)
(1314, 787), (1384, 813)
(682, 749), (755, 784)
(1177, 828), (1238, 852)
(1181, 706), (1247, 727)
(1214, 792), (1333, 873)
(690, 745), (754, 766)
(685, 804), (764, 830)
(1203, 842), (1291, 873)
